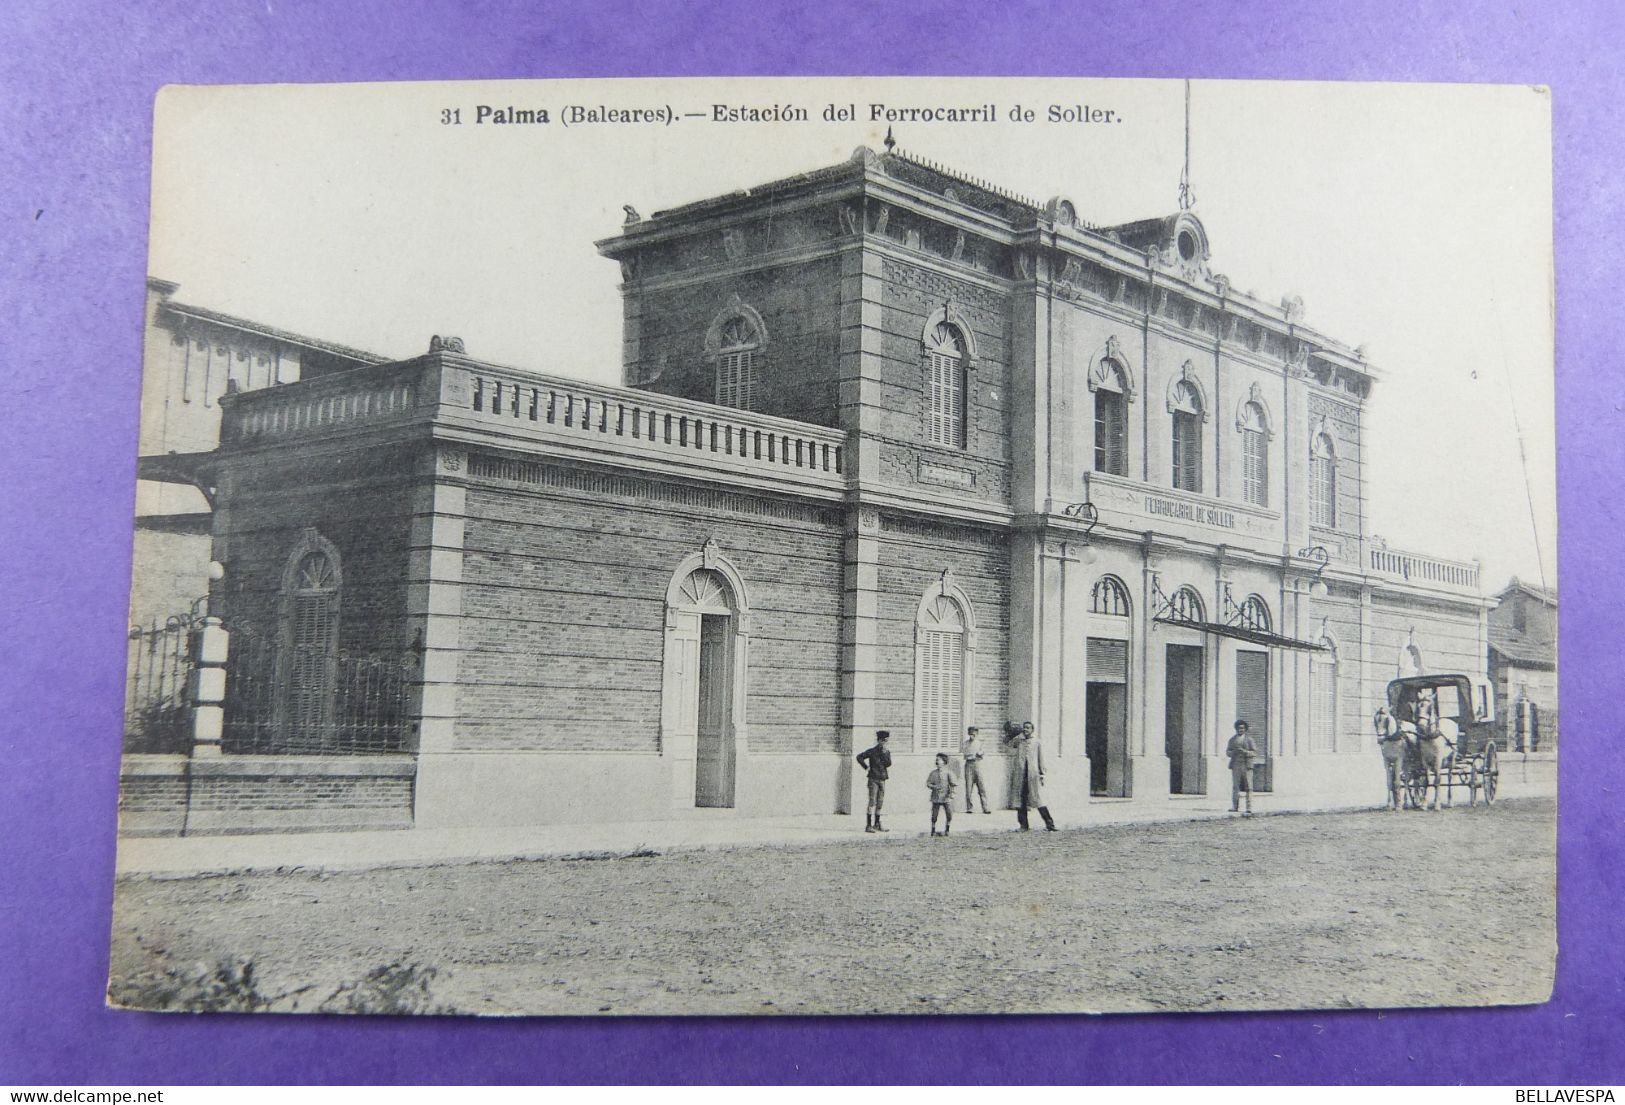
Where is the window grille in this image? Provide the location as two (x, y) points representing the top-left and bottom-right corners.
(1237, 594), (1272, 632)
(1167, 586), (1206, 624)
(1090, 575), (1131, 616)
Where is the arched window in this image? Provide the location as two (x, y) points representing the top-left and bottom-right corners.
(714, 314), (761, 411)
(1171, 380), (1204, 492)
(1310, 636), (1338, 752)
(1239, 401), (1269, 507)
(1167, 585), (1206, 625)
(924, 321), (968, 448)
(1093, 360), (1128, 476)
(1311, 431), (1337, 528)
(1090, 575), (1132, 617)
(1237, 594), (1272, 632)
(915, 583), (976, 751)
(279, 532), (342, 743)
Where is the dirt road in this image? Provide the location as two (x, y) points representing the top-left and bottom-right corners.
(109, 798), (1556, 1015)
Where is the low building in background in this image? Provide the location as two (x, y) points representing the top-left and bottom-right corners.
(1488, 578), (1558, 752)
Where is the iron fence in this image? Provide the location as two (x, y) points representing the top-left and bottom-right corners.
(124, 601), (207, 754)
(222, 625), (414, 755)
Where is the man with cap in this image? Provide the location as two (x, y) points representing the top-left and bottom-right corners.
(856, 730), (893, 833)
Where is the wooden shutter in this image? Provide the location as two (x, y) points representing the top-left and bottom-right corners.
(1174, 412), (1202, 492)
(918, 629), (963, 750)
(1095, 392), (1125, 475)
(288, 592), (334, 732)
(1235, 651), (1270, 762)
(1310, 657), (1336, 752)
(1312, 454), (1336, 527)
(1243, 429), (1267, 506)
(927, 351), (964, 447)
(1087, 637), (1129, 684)
(718, 349), (756, 411)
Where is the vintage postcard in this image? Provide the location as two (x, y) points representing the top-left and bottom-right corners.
(111, 77), (1556, 1015)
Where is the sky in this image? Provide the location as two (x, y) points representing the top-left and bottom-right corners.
(147, 77), (1556, 591)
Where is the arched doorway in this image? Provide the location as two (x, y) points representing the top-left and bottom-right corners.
(662, 544), (750, 809)
(1086, 574), (1133, 798)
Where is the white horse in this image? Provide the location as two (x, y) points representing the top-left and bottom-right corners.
(1374, 702), (1454, 810)
(1372, 706), (1411, 810)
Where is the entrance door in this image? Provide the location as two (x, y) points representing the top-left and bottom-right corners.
(694, 613), (735, 807)
(1086, 637), (1130, 797)
(1166, 644), (1205, 794)
(1236, 649), (1271, 792)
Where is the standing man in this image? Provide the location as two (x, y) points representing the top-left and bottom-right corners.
(960, 726), (991, 814)
(1226, 719), (1258, 816)
(856, 730), (892, 834)
(1007, 721), (1057, 832)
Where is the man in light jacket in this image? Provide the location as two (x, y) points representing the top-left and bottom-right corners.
(1006, 721), (1056, 832)
(960, 726), (992, 814)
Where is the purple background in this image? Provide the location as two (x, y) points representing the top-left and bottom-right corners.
(2, 0), (1619, 1085)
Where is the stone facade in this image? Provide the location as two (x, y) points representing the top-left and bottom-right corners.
(124, 145), (1511, 834)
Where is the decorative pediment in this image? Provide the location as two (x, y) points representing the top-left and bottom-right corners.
(703, 295), (767, 355)
(1086, 336), (1136, 399)
(1165, 361), (1210, 421)
(1234, 382), (1274, 439)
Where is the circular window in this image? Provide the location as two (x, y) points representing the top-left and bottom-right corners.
(1177, 229), (1198, 261)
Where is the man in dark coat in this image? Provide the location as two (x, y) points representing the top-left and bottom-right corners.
(856, 730), (892, 833)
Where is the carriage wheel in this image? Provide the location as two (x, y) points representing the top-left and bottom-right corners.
(1482, 744), (1499, 806)
(1404, 770), (1429, 810)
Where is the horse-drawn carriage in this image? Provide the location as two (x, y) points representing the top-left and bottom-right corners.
(1374, 674), (1502, 809)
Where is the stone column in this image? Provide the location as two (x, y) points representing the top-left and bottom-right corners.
(839, 505), (883, 816)
(1132, 546), (1172, 798)
(406, 446), (468, 825)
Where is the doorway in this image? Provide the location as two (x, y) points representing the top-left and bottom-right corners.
(1086, 637), (1130, 797)
(1166, 644), (1205, 794)
(694, 613), (735, 807)
(1235, 649), (1271, 793)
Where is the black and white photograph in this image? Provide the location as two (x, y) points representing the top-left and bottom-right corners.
(110, 76), (1557, 1016)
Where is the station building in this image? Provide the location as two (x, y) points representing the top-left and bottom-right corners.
(122, 145), (1497, 834)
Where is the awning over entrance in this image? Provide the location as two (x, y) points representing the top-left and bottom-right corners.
(1154, 617), (1328, 651)
(136, 451), (217, 507)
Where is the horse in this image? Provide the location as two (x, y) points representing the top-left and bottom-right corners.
(1374, 702), (1456, 810)
(1372, 706), (1412, 810)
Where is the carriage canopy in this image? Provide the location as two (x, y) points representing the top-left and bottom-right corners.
(1385, 674), (1496, 725)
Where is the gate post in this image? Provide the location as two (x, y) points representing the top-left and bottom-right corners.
(189, 617), (229, 756)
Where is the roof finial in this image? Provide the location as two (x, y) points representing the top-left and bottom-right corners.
(883, 126), (896, 154)
(1177, 79), (1197, 211)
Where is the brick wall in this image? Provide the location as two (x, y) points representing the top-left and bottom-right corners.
(214, 445), (420, 656)
(1308, 389), (1365, 547)
(117, 756), (415, 836)
(870, 255), (1013, 507)
(627, 255), (844, 428)
(455, 461), (845, 756)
